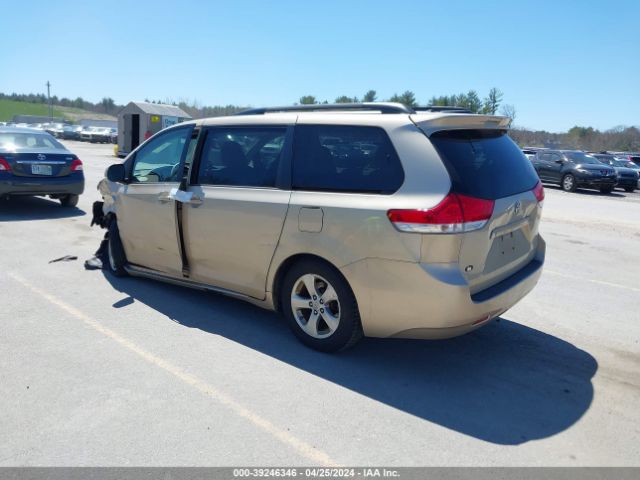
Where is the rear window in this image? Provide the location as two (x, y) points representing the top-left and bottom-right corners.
(0, 132), (65, 150)
(430, 129), (539, 200)
(292, 125), (404, 194)
(564, 152), (600, 164)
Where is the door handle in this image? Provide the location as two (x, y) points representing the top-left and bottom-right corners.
(158, 192), (172, 203)
(188, 195), (203, 206)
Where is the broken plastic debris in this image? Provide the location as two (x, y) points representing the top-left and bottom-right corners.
(49, 255), (78, 263)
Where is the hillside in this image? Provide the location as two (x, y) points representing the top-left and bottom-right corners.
(0, 98), (116, 123)
(0, 98), (65, 122)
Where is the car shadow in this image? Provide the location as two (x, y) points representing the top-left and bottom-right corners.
(0, 196), (86, 221)
(102, 272), (597, 446)
(543, 184), (626, 198)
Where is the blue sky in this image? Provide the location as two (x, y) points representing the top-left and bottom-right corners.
(2, 0), (638, 132)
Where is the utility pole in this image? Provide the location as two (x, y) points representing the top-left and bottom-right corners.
(46, 81), (52, 121)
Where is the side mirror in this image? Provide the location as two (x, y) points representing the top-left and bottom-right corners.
(106, 164), (126, 183)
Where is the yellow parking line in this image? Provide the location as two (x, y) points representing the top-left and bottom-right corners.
(545, 269), (640, 293)
(9, 272), (338, 467)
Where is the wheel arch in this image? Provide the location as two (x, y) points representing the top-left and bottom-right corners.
(270, 253), (352, 313)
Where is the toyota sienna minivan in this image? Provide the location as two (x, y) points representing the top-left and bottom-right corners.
(97, 103), (545, 352)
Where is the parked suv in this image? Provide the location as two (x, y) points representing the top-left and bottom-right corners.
(531, 149), (617, 193)
(591, 154), (639, 192)
(97, 103), (545, 352)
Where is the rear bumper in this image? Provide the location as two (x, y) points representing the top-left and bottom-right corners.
(0, 172), (85, 196)
(341, 236), (545, 339)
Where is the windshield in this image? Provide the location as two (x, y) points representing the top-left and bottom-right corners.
(616, 158), (639, 169)
(608, 159), (628, 168)
(565, 152), (600, 164)
(0, 132), (65, 150)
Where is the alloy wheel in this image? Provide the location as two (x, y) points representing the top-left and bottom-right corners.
(290, 274), (341, 339)
(563, 175), (574, 191)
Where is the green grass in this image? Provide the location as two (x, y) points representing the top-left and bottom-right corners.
(0, 98), (68, 122)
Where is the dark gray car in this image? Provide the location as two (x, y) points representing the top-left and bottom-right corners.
(0, 127), (84, 207)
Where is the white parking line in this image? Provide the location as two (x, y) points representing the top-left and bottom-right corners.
(8, 272), (338, 467)
(545, 269), (640, 293)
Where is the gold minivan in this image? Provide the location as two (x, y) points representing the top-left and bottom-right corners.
(99, 103), (545, 351)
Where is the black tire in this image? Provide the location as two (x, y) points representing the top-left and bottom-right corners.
(60, 194), (79, 207)
(561, 174), (577, 192)
(624, 187), (635, 193)
(281, 259), (363, 352)
(600, 186), (614, 194)
(107, 221), (127, 276)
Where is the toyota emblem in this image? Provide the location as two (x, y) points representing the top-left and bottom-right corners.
(37, 154), (46, 160)
(514, 200), (522, 216)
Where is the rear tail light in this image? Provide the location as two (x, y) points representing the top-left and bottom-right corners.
(0, 157), (11, 172)
(533, 181), (545, 203)
(71, 159), (83, 171)
(387, 193), (495, 234)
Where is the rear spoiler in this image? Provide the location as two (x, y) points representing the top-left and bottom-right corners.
(410, 114), (511, 136)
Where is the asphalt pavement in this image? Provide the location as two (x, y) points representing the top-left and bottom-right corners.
(0, 140), (638, 466)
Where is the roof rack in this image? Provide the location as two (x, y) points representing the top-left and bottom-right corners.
(235, 102), (414, 115)
(235, 103), (476, 116)
(413, 106), (472, 113)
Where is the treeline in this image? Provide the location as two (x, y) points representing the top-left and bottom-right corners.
(157, 99), (248, 119)
(510, 126), (640, 152)
(0, 92), (250, 118)
(2, 87), (511, 119)
(5, 90), (637, 151)
(297, 87), (515, 117)
(0, 92), (120, 116)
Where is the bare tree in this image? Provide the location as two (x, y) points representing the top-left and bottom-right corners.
(500, 104), (516, 125)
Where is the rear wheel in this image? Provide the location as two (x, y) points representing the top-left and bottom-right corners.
(600, 186), (614, 194)
(281, 259), (362, 352)
(107, 221), (127, 276)
(561, 174), (577, 192)
(60, 194), (79, 207)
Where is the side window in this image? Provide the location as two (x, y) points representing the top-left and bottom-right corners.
(196, 127), (286, 187)
(292, 125), (404, 194)
(131, 127), (191, 183)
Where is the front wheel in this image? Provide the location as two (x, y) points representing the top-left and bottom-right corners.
(562, 174), (577, 192)
(60, 194), (79, 207)
(281, 260), (362, 352)
(624, 187), (635, 193)
(107, 221), (127, 276)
